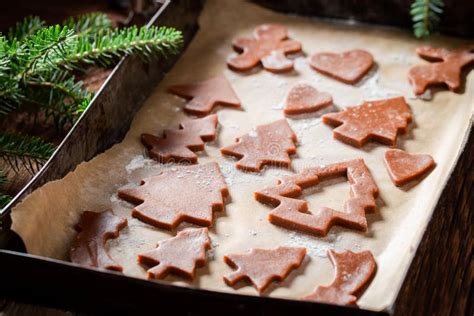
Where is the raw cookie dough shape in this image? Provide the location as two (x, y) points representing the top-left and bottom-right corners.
(284, 83), (333, 116)
(220, 119), (297, 172)
(138, 228), (211, 280)
(408, 45), (474, 95)
(309, 49), (374, 84)
(384, 149), (435, 187)
(168, 76), (241, 116)
(303, 249), (376, 306)
(141, 114), (218, 164)
(322, 96), (412, 148)
(70, 209), (128, 271)
(223, 246), (306, 294)
(118, 162), (229, 230)
(227, 24), (302, 73)
(255, 159), (379, 236)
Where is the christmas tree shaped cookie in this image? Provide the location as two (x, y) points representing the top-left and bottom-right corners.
(118, 162), (229, 230)
(221, 119), (297, 172)
(255, 159), (379, 236)
(138, 228), (211, 280)
(168, 76), (241, 116)
(223, 246), (306, 294)
(322, 96), (412, 147)
(141, 115), (218, 164)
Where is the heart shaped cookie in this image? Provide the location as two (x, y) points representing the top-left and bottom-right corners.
(384, 149), (435, 186)
(284, 83), (332, 115)
(309, 49), (374, 84)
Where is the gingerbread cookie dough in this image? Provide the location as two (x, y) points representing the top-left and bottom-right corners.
(408, 45), (474, 95)
(118, 162), (229, 230)
(309, 49), (374, 84)
(141, 114), (218, 164)
(138, 228), (211, 280)
(255, 159), (379, 236)
(221, 119), (297, 172)
(384, 149), (435, 186)
(227, 24), (302, 73)
(284, 83), (332, 116)
(70, 209), (128, 271)
(168, 75), (241, 116)
(322, 96), (412, 147)
(223, 246), (306, 294)
(303, 250), (376, 306)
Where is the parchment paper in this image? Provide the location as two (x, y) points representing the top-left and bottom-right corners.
(11, 0), (474, 311)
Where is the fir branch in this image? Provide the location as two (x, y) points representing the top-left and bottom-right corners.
(0, 132), (55, 173)
(63, 12), (112, 37)
(8, 16), (46, 41)
(0, 171), (7, 188)
(0, 171), (10, 209)
(411, 0), (444, 38)
(55, 26), (183, 71)
(20, 25), (75, 77)
(0, 37), (23, 115)
(0, 193), (11, 209)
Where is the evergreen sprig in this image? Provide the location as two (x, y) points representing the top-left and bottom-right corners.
(0, 171), (10, 209)
(56, 26), (183, 71)
(0, 132), (55, 174)
(0, 13), (182, 120)
(0, 11), (182, 189)
(63, 12), (112, 37)
(411, 0), (444, 38)
(8, 16), (45, 42)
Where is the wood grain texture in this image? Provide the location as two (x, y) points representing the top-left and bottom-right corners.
(393, 127), (473, 316)
(251, 0), (474, 38)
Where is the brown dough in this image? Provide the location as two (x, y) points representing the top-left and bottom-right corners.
(168, 75), (241, 116)
(220, 119), (297, 172)
(138, 228), (211, 280)
(227, 24), (302, 73)
(255, 159), (379, 236)
(284, 83), (332, 116)
(309, 49), (374, 84)
(408, 45), (474, 95)
(322, 96), (412, 147)
(223, 246), (306, 294)
(141, 114), (218, 164)
(303, 249), (376, 306)
(118, 162), (229, 230)
(70, 209), (128, 271)
(384, 149), (435, 187)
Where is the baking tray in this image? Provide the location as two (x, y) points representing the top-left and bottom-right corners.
(0, 1), (472, 315)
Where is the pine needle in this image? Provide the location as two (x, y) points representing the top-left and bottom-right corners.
(8, 16), (45, 41)
(56, 25), (183, 71)
(0, 171), (10, 209)
(411, 0), (444, 38)
(0, 193), (11, 209)
(63, 12), (112, 37)
(0, 132), (55, 174)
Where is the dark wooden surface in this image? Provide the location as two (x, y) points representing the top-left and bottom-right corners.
(394, 127), (474, 316)
(252, 0), (474, 38)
